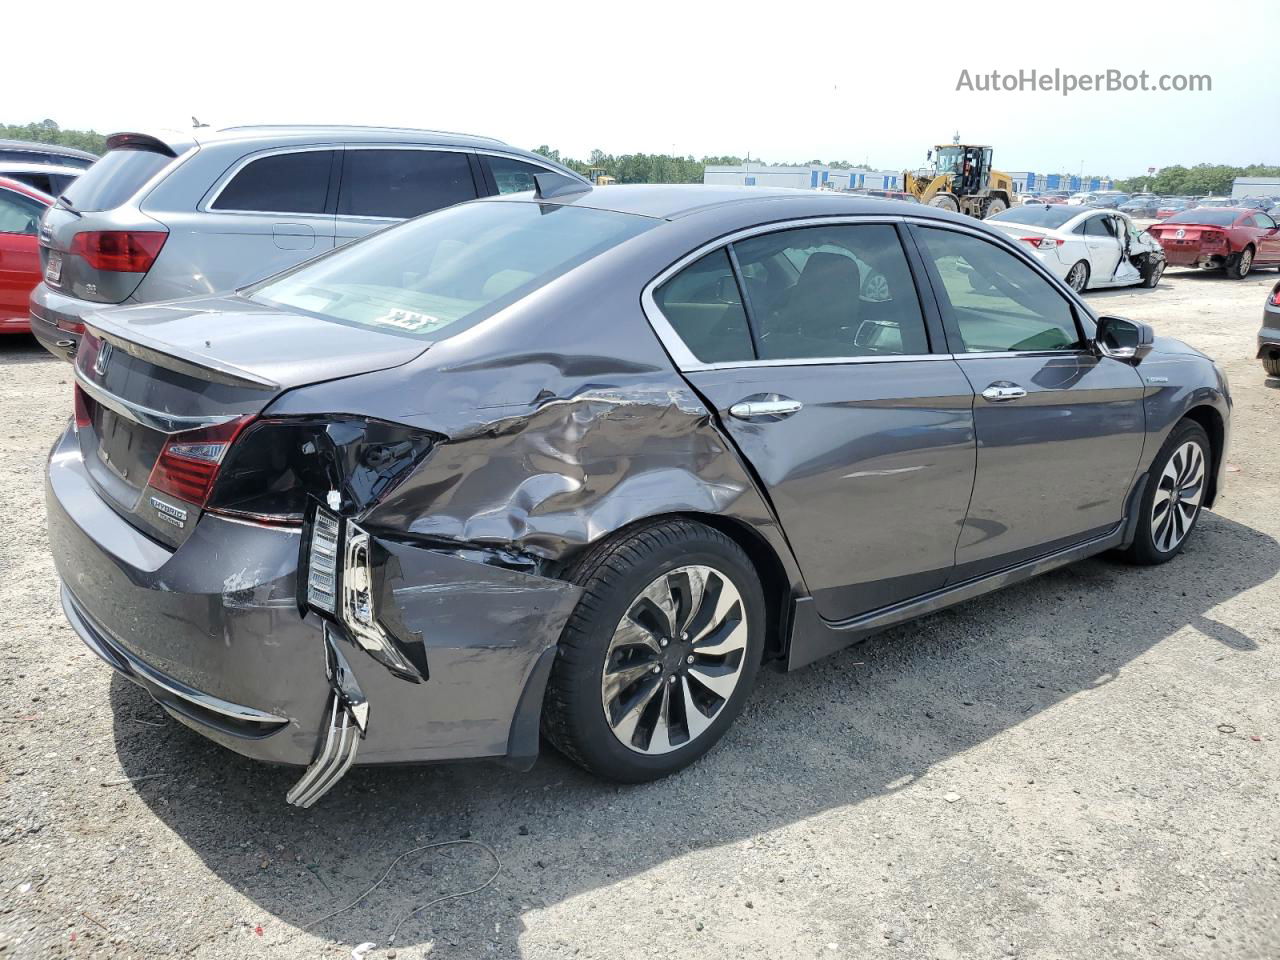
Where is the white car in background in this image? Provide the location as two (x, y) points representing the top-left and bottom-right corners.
(987, 204), (1167, 292)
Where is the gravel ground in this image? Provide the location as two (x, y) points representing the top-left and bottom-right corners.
(2, 267), (1278, 960)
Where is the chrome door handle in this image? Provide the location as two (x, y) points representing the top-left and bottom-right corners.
(728, 397), (803, 420)
(981, 383), (1027, 402)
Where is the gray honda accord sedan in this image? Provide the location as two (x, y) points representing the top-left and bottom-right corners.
(48, 182), (1231, 806)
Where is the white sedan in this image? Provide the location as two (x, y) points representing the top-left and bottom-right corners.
(986, 204), (1167, 292)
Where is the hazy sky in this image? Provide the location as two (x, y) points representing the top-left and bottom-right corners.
(10, 0), (1279, 177)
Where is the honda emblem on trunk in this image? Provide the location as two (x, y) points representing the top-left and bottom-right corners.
(94, 341), (113, 377)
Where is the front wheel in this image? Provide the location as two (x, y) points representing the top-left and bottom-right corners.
(1227, 246), (1254, 279)
(1121, 420), (1211, 565)
(929, 194), (960, 213)
(542, 520), (765, 782)
(1066, 260), (1090, 293)
(1141, 256), (1165, 288)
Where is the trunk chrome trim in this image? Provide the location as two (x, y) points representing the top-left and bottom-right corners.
(74, 368), (240, 434)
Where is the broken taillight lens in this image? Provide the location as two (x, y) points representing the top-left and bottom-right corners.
(206, 417), (439, 524)
(1019, 236), (1063, 249)
(1201, 231), (1227, 246)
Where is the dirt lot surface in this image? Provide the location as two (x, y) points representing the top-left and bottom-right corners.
(2, 267), (1278, 960)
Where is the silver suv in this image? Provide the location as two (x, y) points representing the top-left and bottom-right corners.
(30, 125), (586, 360)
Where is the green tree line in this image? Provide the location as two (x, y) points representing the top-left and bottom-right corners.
(1114, 163), (1280, 197)
(533, 146), (873, 183)
(0, 119), (107, 155)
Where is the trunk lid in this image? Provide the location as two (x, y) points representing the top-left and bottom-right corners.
(74, 295), (429, 548)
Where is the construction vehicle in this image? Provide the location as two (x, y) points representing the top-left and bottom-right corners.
(902, 142), (1015, 219)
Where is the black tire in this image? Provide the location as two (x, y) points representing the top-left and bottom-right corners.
(1263, 353), (1280, 377)
(1121, 420), (1211, 566)
(1226, 246), (1254, 280)
(542, 519), (765, 782)
(1066, 260), (1090, 293)
(1140, 256), (1165, 289)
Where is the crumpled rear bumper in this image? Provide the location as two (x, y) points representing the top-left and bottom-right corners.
(46, 425), (583, 777)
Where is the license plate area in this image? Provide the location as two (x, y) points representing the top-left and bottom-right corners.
(45, 251), (63, 285)
(91, 402), (165, 492)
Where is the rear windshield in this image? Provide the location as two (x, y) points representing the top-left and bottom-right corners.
(990, 205), (1079, 228)
(61, 147), (172, 211)
(1162, 210), (1240, 226)
(247, 200), (655, 340)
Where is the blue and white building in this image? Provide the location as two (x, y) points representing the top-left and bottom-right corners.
(703, 163), (902, 192)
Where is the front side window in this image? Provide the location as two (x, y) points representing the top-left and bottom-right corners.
(212, 150), (334, 214)
(338, 149), (477, 219)
(732, 223), (929, 360)
(1081, 216), (1114, 237)
(653, 249), (754, 364)
(488, 156), (548, 195)
(918, 227), (1082, 354)
(0, 189), (44, 234)
(249, 200), (653, 341)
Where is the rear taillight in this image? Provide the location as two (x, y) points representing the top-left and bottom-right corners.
(70, 231), (167, 273)
(1270, 286), (1280, 307)
(205, 417), (439, 524)
(1019, 236), (1062, 249)
(73, 384), (92, 430)
(1202, 231), (1227, 246)
(147, 416), (256, 507)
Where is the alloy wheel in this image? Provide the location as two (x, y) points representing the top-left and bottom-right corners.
(600, 565), (748, 755)
(1068, 262), (1088, 291)
(1152, 440), (1206, 553)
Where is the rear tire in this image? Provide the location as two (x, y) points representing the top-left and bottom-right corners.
(1227, 246), (1254, 279)
(542, 520), (765, 782)
(1263, 354), (1280, 377)
(1121, 420), (1211, 566)
(1066, 260), (1090, 293)
(983, 197), (1008, 218)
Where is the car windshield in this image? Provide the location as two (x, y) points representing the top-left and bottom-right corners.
(247, 200), (655, 340)
(990, 205), (1079, 228)
(1162, 210), (1240, 226)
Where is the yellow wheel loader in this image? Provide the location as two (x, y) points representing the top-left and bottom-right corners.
(902, 144), (1014, 219)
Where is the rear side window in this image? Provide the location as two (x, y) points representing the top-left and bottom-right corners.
(62, 148), (171, 211)
(488, 156), (548, 194)
(338, 149), (477, 218)
(733, 223), (930, 360)
(653, 250), (754, 364)
(212, 150), (335, 214)
(918, 227), (1081, 353)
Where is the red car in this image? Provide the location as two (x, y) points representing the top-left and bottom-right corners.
(1147, 207), (1280, 279)
(0, 177), (52, 333)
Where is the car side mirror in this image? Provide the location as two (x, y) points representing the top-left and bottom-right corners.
(1095, 315), (1154, 363)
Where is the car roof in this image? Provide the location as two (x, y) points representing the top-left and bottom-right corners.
(0, 138), (98, 162)
(0, 176), (54, 203)
(490, 183), (974, 223)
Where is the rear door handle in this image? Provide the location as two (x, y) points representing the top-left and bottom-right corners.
(981, 382), (1027, 402)
(728, 396), (803, 420)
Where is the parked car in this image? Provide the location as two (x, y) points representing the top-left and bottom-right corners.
(988, 204), (1165, 291)
(1147, 208), (1280, 278)
(1066, 192), (1099, 206)
(1155, 199), (1192, 219)
(1119, 196), (1161, 218)
(0, 177), (52, 333)
(1258, 279), (1280, 377)
(1235, 196), (1271, 210)
(1088, 193), (1131, 210)
(0, 139), (97, 169)
(30, 125), (589, 361)
(1195, 197), (1237, 208)
(48, 185), (1230, 805)
(0, 161), (81, 198)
